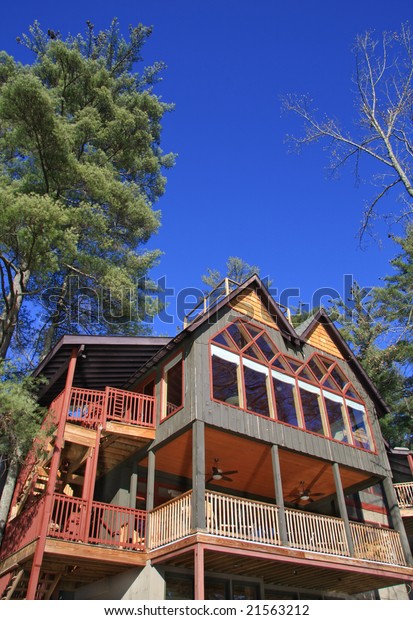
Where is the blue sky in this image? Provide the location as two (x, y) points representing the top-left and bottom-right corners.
(1, 1), (412, 334)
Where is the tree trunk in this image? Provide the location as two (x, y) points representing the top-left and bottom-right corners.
(0, 457), (19, 546)
(40, 277), (69, 360)
(0, 268), (30, 359)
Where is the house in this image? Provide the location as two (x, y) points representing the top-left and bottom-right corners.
(1, 275), (412, 600)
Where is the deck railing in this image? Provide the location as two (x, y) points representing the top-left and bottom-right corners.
(147, 491), (407, 565)
(47, 494), (146, 551)
(350, 521), (406, 565)
(206, 491), (280, 545)
(64, 386), (155, 430)
(148, 491), (192, 549)
(285, 507), (349, 556)
(393, 481), (413, 508)
(0, 495), (46, 560)
(106, 387), (155, 427)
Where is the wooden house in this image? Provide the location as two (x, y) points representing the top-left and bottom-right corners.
(1, 275), (413, 600)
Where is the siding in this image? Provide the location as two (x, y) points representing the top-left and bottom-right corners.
(306, 323), (344, 359)
(229, 288), (280, 330)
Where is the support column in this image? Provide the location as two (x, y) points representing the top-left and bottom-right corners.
(382, 475), (413, 565)
(146, 450), (155, 512)
(194, 544), (205, 600)
(271, 445), (288, 546)
(82, 426), (101, 541)
(407, 453), (413, 477)
(192, 420), (205, 531)
(27, 347), (79, 600)
(332, 462), (354, 556)
(129, 461), (139, 509)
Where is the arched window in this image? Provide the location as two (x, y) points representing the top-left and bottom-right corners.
(210, 319), (375, 452)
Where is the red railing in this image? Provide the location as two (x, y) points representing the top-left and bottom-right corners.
(106, 387), (155, 428)
(0, 495), (45, 560)
(47, 494), (146, 551)
(67, 388), (106, 428)
(89, 501), (146, 550)
(49, 494), (87, 541)
(65, 386), (155, 429)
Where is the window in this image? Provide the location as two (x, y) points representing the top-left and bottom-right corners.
(243, 359), (270, 417)
(324, 393), (349, 443)
(346, 401), (372, 450)
(210, 319), (375, 452)
(272, 371), (299, 426)
(298, 381), (325, 435)
(211, 346), (241, 406)
(162, 354), (183, 418)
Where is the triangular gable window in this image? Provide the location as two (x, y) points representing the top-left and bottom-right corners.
(227, 322), (249, 350)
(297, 365), (317, 383)
(244, 343), (261, 361)
(212, 331), (232, 348)
(330, 365), (348, 390)
(344, 383), (362, 401)
(244, 322), (263, 339)
(272, 354), (293, 373)
(307, 356), (326, 381)
(255, 334), (277, 362)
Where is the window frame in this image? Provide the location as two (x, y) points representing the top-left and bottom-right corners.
(161, 351), (184, 421)
(209, 320), (377, 453)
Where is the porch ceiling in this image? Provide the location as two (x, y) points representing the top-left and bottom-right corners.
(157, 546), (410, 595)
(150, 427), (374, 504)
(34, 335), (171, 406)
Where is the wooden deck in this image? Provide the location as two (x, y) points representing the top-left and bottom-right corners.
(394, 481), (413, 508)
(65, 386), (155, 430)
(148, 490), (407, 567)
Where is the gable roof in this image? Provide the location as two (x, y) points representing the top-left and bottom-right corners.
(33, 276), (390, 418)
(298, 308), (390, 417)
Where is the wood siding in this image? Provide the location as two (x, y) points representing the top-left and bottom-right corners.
(229, 288), (280, 330)
(306, 323), (344, 359)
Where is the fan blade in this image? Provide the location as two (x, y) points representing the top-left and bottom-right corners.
(206, 477), (213, 484)
(221, 476), (233, 482)
(222, 470), (238, 476)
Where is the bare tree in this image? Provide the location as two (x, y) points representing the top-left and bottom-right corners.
(282, 23), (413, 237)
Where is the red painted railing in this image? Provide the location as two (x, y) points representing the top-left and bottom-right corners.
(47, 494), (146, 551)
(106, 387), (155, 428)
(89, 501), (146, 550)
(65, 386), (155, 429)
(0, 495), (45, 560)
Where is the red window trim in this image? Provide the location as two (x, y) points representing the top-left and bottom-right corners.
(160, 350), (184, 422)
(209, 319), (378, 454)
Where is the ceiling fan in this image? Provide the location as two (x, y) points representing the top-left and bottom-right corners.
(287, 481), (324, 504)
(206, 459), (238, 484)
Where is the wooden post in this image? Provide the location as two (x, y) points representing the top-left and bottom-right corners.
(382, 475), (413, 565)
(26, 347), (79, 600)
(407, 453), (413, 477)
(332, 462), (354, 556)
(194, 544), (205, 600)
(146, 450), (155, 512)
(192, 420), (205, 531)
(81, 426), (101, 542)
(271, 444), (288, 546)
(129, 461), (138, 509)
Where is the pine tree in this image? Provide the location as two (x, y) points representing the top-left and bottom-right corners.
(0, 19), (174, 363)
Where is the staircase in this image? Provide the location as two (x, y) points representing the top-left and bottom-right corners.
(1, 568), (61, 600)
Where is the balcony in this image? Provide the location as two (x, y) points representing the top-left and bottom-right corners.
(0, 494), (147, 562)
(50, 386), (155, 431)
(48, 494), (146, 551)
(148, 490), (407, 567)
(394, 481), (413, 509)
